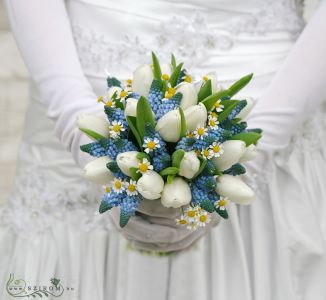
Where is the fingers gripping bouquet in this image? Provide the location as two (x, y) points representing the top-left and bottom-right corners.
(78, 52), (262, 230)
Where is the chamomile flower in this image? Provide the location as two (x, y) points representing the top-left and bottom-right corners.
(105, 98), (116, 108)
(97, 95), (105, 104)
(201, 148), (214, 159)
(112, 178), (125, 194)
(197, 211), (211, 227)
(193, 126), (208, 140)
(103, 186), (111, 194)
(209, 142), (224, 158)
(187, 221), (199, 231)
(212, 99), (224, 112)
(182, 73), (194, 83)
(125, 180), (138, 196)
(125, 79), (133, 88)
(175, 214), (188, 226)
(161, 73), (170, 81)
(163, 83), (176, 100)
(185, 205), (200, 222)
(137, 158), (154, 174)
(109, 120), (125, 138)
(143, 137), (161, 153)
(214, 197), (229, 210)
(118, 89), (130, 103)
(186, 131), (194, 138)
(208, 116), (219, 130)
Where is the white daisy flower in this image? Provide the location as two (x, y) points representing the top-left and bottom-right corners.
(197, 211), (211, 227)
(125, 180), (138, 196)
(214, 197), (229, 210)
(142, 138), (161, 153)
(212, 99), (224, 112)
(137, 158), (154, 174)
(182, 73), (194, 83)
(209, 142), (224, 158)
(201, 148), (214, 159)
(118, 89), (130, 103)
(185, 205), (200, 222)
(105, 98), (116, 108)
(208, 116), (219, 130)
(111, 178), (125, 194)
(163, 83), (176, 100)
(175, 214), (188, 226)
(125, 79), (133, 89)
(109, 120), (125, 139)
(187, 221), (199, 231)
(193, 126), (208, 140)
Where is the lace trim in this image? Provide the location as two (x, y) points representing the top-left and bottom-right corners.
(72, 0), (305, 73)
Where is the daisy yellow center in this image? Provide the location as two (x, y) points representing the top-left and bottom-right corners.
(106, 100), (113, 107)
(139, 163), (148, 172)
(203, 76), (209, 82)
(97, 96), (104, 103)
(213, 145), (220, 153)
(210, 112), (218, 117)
(179, 219), (187, 225)
(219, 199), (226, 206)
(162, 74), (170, 81)
(113, 124), (121, 132)
(203, 149), (210, 157)
(214, 101), (220, 108)
(147, 141), (156, 149)
(128, 185), (136, 192)
(209, 119), (216, 127)
(105, 186), (111, 193)
(166, 87), (175, 99)
(126, 79), (132, 85)
(120, 90), (128, 98)
(184, 75), (192, 83)
(115, 181), (122, 189)
(187, 211), (196, 218)
(199, 215), (207, 222)
(197, 128), (205, 135)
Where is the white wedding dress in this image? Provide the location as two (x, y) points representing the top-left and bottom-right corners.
(1, 0), (326, 299)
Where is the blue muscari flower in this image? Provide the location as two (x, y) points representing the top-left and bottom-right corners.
(227, 100), (247, 121)
(155, 93), (182, 120)
(193, 138), (210, 151)
(191, 184), (209, 206)
(206, 128), (231, 143)
(152, 152), (171, 172)
(106, 138), (137, 159)
(207, 192), (220, 205)
(101, 191), (122, 209)
(229, 122), (247, 135)
(119, 195), (141, 227)
(194, 175), (217, 192)
(80, 141), (106, 157)
(104, 106), (128, 128)
(176, 137), (196, 152)
(148, 80), (163, 115)
(127, 92), (141, 99)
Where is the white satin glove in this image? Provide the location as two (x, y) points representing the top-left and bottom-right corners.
(5, 0), (220, 252)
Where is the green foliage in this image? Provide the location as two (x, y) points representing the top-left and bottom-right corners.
(169, 63), (183, 87)
(197, 79), (212, 102)
(152, 51), (162, 80)
(159, 167), (179, 176)
(79, 128), (106, 141)
(172, 149), (185, 168)
(230, 132), (262, 146)
(136, 96), (155, 140)
(129, 167), (142, 181)
(179, 107), (187, 139)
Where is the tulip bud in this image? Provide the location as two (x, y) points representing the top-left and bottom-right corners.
(178, 151), (201, 179)
(124, 98), (138, 117)
(216, 174), (255, 205)
(137, 170), (164, 200)
(84, 156), (114, 185)
(176, 82), (198, 110)
(184, 103), (207, 132)
(236, 97), (255, 120)
(211, 140), (246, 171)
(155, 110), (181, 142)
(107, 86), (122, 99)
(77, 114), (110, 139)
(116, 151), (140, 177)
(132, 64), (154, 97)
(239, 144), (257, 163)
(161, 177), (192, 208)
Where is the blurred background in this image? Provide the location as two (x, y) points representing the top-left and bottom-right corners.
(0, 1), (28, 205)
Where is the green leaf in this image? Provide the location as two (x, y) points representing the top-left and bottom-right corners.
(126, 116), (143, 149)
(159, 167), (179, 177)
(200, 200), (215, 213)
(230, 132), (262, 146)
(129, 167), (142, 181)
(171, 54), (177, 70)
(120, 210), (131, 228)
(172, 149), (185, 168)
(99, 201), (112, 214)
(192, 156), (207, 179)
(179, 107), (187, 139)
(79, 128), (106, 141)
(216, 208), (229, 219)
(227, 73), (253, 97)
(136, 96), (155, 140)
(152, 51), (162, 80)
(169, 63), (183, 87)
(201, 89), (230, 111)
(198, 79), (212, 102)
(106, 161), (120, 173)
(167, 174), (175, 184)
(217, 101), (239, 123)
(136, 152), (151, 162)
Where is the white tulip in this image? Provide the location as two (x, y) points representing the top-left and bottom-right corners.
(211, 140), (246, 171)
(84, 156), (114, 185)
(184, 103), (207, 132)
(116, 151), (140, 177)
(178, 151), (201, 179)
(132, 64), (154, 97)
(239, 144), (257, 163)
(107, 86), (122, 99)
(155, 109), (181, 142)
(216, 174), (255, 205)
(161, 177), (192, 208)
(124, 98), (138, 117)
(77, 114), (110, 139)
(236, 97), (255, 120)
(137, 170), (164, 200)
(176, 82), (198, 110)
(205, 71), (219, 93)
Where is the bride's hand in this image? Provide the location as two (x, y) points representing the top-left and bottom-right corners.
(109, 199), (220, 253)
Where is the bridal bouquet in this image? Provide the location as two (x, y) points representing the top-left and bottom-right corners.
(78, 53), (262, 229)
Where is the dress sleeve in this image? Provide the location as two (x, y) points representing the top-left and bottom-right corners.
(4, 0), (100, 167)
(246, 0), (326, 173)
